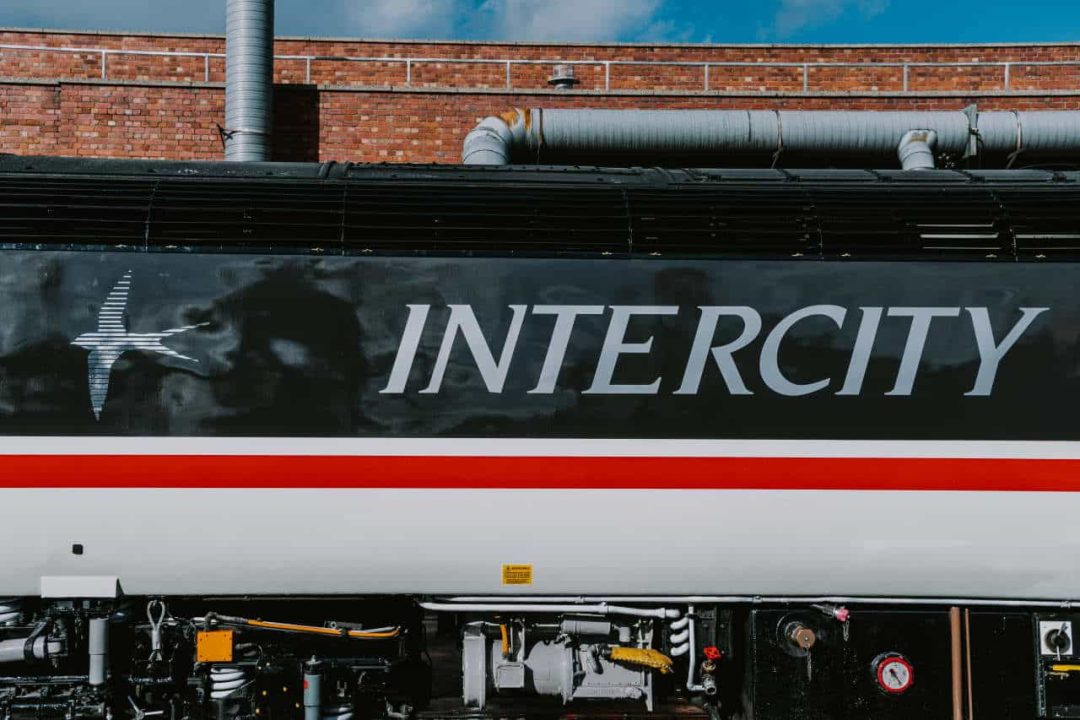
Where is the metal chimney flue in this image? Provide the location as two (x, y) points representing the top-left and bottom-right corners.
(548, 64), (579, 91)
(224, 0), (274, 162)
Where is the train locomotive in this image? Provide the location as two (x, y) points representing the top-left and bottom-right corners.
(1, 156), (1080, 719)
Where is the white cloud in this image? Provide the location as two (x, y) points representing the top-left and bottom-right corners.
(478, 0), (668, 42)
(772, 0), (889, 39)
(339, 0), (462, 39)
(0, 0), (465, 38)
(0, 0), (682, 43)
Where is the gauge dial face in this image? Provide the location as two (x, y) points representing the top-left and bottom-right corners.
(874, 654), (914, 694)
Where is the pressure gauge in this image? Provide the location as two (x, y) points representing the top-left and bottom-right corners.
(873, 653), (914, 694)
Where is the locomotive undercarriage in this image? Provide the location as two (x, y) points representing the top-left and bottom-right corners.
(0, 596), (729, 720)
(1, 595), (1076, 720)
(0, 598), (428, 720)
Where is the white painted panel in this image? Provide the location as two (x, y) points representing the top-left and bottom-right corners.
(40, 575), (121, 598)
(0, 488), (1076, 600)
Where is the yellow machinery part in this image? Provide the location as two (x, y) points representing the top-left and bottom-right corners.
(196, 629), (235, 663)
(608, 646), (674, 674)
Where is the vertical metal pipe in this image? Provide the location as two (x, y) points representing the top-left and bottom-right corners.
(964, 609), (975, 720)
(949, 607), (963, 720)
(225, 0), (274, 161)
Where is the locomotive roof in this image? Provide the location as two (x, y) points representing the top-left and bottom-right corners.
(0, 155), (1078, 260)
(3, 154), (1078, 184)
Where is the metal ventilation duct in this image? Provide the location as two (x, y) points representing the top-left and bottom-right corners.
(462, 108), (1080, 168)
(224, 0), (274, 162)
(897, 130), (937, 171)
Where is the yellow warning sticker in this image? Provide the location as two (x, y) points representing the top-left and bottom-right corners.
(502, 564), (533, 585)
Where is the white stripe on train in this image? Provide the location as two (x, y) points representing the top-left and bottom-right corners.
(0, 436), (1078, 459)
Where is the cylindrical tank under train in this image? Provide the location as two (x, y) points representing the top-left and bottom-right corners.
(0, 156), (1079, 719)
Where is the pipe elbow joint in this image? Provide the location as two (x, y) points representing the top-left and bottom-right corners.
(898, 129), (938, 170)
(462, 109), (532, 165)
(462, 116), (512, 165)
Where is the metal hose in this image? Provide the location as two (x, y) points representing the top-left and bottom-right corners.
(204, 614), (401, 639)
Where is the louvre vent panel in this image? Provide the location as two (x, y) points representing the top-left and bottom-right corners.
(0, 165), (1075, 261)
(811, 187), (1009, 258)
(148, 181), (345, 251)
(0, 178), (154, 244)
(993, 188), (1080, 258)
(342, 184), (630, 253)
(628, 186), (818, 257)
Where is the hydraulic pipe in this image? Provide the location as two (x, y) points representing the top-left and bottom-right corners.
(419, 601), (679, 619)
(442, 594), (1080, 608)
(208, 614), (400, 639)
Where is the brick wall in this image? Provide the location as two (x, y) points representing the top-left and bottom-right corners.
(1, 29), (1079, 163)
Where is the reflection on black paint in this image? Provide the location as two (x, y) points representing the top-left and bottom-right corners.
(0, 252), (1074, 439)
(209, 268), (369, 435)
(0, 337), (90, 433)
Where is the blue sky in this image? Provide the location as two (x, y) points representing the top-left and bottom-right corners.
(0, 0), (1077, 43)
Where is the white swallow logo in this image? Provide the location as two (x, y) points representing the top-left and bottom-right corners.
(71, 271), (206, 420)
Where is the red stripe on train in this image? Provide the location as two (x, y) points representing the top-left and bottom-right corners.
(1, 454), (1080, 490)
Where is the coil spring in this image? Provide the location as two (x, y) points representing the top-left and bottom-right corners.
(209, 666), (249, 700)
(668, 615), (691, 657)
(321, 705), (353, 720)
(0, 599), (22, 626)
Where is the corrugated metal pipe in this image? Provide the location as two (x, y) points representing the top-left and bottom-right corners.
(461, 108), (1080, 167)
(224, 0), (274, 162)
(897, 129), (937, 170)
